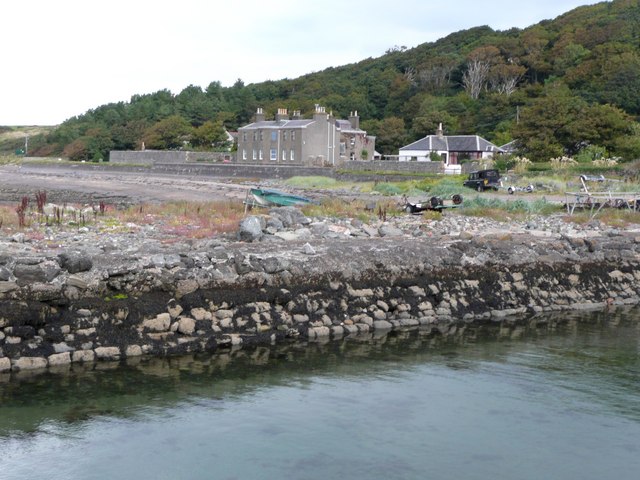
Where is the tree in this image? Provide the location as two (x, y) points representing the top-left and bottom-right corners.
(371, 117), (408, 155)
(191, 120), (229, 150)
(512, 83), (638, 161)
(462, 47), (500, 99)
(141, 115), (192, 150)
(488, 63), (526, 95)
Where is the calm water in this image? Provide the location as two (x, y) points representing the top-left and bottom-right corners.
(1, 310), (639, 480)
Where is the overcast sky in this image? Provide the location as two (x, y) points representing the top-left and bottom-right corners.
(1, 0), (596, 125)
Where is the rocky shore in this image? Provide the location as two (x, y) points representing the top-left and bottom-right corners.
(1, 205), (639, 374)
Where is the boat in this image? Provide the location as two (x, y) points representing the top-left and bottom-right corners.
(244, 187), (314, 209)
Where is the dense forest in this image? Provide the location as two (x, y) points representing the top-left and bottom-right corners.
(17, 0), (640, 163)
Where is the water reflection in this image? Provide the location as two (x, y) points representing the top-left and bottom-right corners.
(1, 307), (639, 436)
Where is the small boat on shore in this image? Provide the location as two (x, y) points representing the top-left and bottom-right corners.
(244, 187), (314, 209)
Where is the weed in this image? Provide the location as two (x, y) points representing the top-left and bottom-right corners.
(35, 190), (47, 213)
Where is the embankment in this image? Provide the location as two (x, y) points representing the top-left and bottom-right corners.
(1, 227), (638, 373)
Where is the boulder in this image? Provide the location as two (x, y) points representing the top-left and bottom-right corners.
(58, 252), (93, 273)
(238, 216), (264, 242)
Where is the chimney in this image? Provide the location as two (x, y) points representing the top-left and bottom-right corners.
(291, 110), (301, 120)
(275, 108), (289, 122)
(313, 104), (328, 121)
(348, 110), (360, 130)
(436, 122), (444, 137)
(255, 107), (265, 123)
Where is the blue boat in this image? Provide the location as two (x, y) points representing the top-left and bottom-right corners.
(244, 188), (314, 209)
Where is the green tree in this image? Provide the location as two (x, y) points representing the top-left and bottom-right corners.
(371, 117), (408, 155)
(191, 120), (229, 150)
(142, 115), (192, 150)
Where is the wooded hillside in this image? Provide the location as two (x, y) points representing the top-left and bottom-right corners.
(20, 0), (640, 163)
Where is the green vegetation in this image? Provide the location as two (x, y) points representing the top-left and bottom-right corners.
(4, 0), (640, 166)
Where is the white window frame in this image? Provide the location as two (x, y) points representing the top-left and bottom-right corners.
(270, 148), (277, 161)
(290, 149), (295, 161)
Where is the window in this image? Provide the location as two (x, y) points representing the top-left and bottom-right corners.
(242, 132), (247, 142)
(259, 150), (263, 160)
(282, 149), (286, 161)
(283, 131), (288, 141)
(270, 148), (277, 161)
(290, 149), (295, 161)
(242, 149), (247, 160)
(271, 131), (277, 141)
(252, 149), (257, 160)
(259, 131), (264, 141)
(253, 132), (257, 141)
(291, 131), (296, 140)
(339, 142), (346, 154)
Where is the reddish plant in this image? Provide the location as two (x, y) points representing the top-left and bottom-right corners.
(35, 190), (47, 213)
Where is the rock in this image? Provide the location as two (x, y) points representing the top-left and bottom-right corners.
(0, 281), (19, 293)
(167, 300), (184, 319)
(262, 257), (289, 274)
(0, 357), (11, 372)
(94, 347), (121, 361)
(48, 352), (71, 366)
(177, 317), (196, 335)
(373, 320), (393, 330)
(143, 313), (171, 332)
(125, 345), (143, 357)
(11, 233), (25, 243)
(72, 350), (95, 363)
(238, 216), (264, 242)
(12, 356), (47, 371)
(0, 266), (11, 281)
(378, 224), (404, 237)
(53, 342), (75, 353)
(13, 261), (61, 286)
(67, 275), (89, 289)
(302, 243), (316, 255)
(58, 252), (93, 273)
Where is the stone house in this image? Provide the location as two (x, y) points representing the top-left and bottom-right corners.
(398, 124), (504, 168)
(236, 106), (375, 166)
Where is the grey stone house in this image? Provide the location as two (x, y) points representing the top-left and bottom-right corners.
(236, 106), (375, 166)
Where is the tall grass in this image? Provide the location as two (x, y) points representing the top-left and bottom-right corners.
(460, 196), (562, 220)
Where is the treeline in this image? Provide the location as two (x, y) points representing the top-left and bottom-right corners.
(30, 0), (640, 162)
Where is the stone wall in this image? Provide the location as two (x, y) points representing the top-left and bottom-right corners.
(339, 160), (446, 174)
(109, 150), (233, 165)
(108, 151), (475, 178)
(1, 231), (639, 374)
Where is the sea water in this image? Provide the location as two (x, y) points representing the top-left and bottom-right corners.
(1, 309), (639, 480)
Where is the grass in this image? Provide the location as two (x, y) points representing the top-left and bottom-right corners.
(0, 196), (245, 241)
(302, 197), (400, 222)
(459, 196), (563, 221)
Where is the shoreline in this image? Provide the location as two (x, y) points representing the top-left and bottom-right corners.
(1, 163), (639, 374)
(2, 206), (639, 374)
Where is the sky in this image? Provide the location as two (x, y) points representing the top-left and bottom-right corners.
(1, 0), (596, 126)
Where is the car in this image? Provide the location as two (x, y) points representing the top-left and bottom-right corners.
(463, 169), (501, 192)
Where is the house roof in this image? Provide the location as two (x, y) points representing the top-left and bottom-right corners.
(335, 119), (366, 134)
(400, 135), (504, 153)
(240, 118), (367, 134)
(240, 119), (315, 130)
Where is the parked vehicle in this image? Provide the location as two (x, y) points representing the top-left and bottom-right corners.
(463, 169), (501, 192)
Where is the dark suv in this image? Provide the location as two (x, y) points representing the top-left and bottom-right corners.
(463, 169), (501, 192)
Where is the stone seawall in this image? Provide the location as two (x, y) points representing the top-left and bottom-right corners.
(1, 229), (638, 374)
